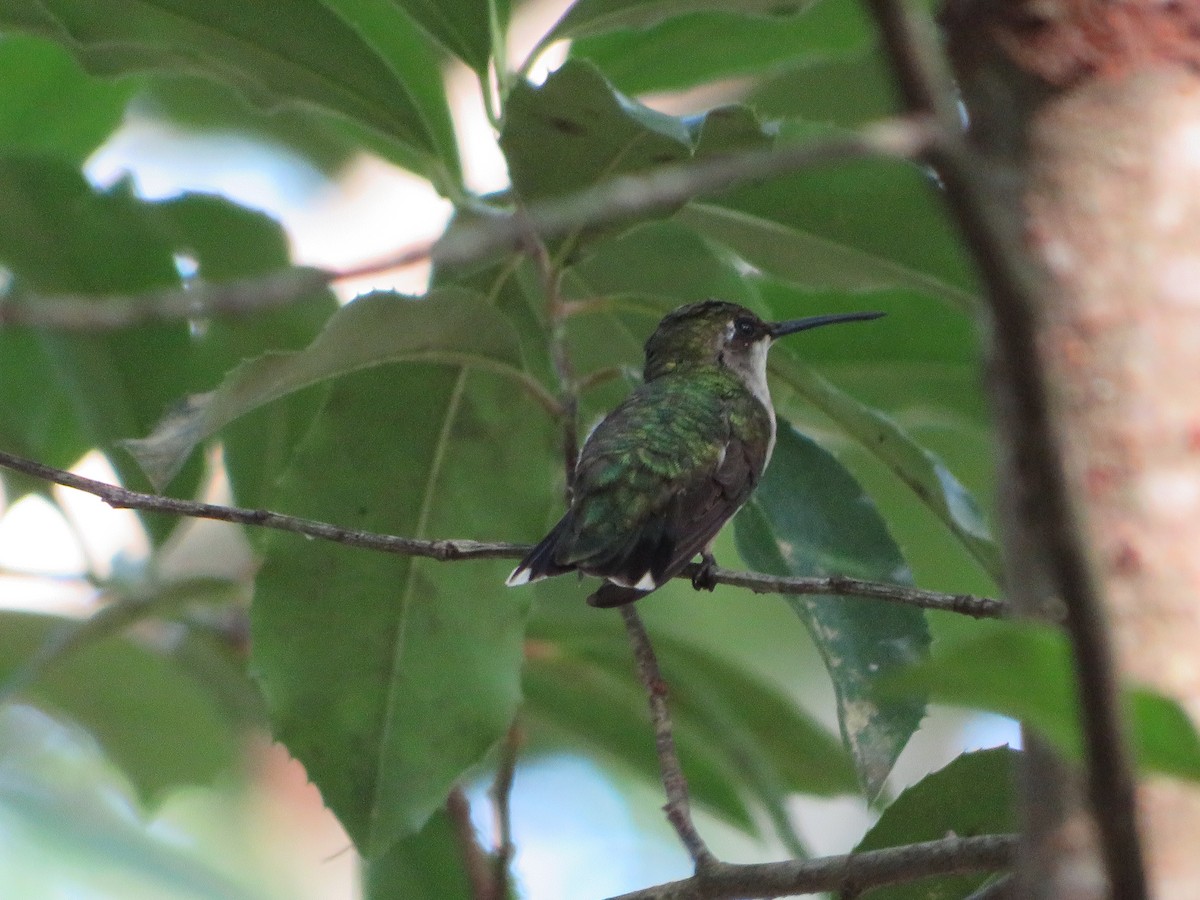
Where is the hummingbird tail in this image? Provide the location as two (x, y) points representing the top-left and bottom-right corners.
(505, 516), (574, 587)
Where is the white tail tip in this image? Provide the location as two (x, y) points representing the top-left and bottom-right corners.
(505, 567), (532, 587)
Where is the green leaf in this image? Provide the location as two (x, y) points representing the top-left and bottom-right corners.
(387, 0), (508, 74)
(856, 748), (1018, 900)
(887, 620), (1200, 783)
(567, 1), (873, 95)
(0, 705), (257, 900)
(734, 421), (929, 798)
(0, 34), (134, 162)
(546, 0), (814, 42)
(362, 807), (475, 900)
(0, 611), (238, 801)
(0, 0), (446, 173)
(678, 202), (976, 310)
(499, 59), (692, 204)
(124, 289), (531, 489)
(252, 360), (559, 857)
(769, 352), (1003, 583)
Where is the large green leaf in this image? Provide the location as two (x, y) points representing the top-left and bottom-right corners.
(125, 289), (532, 489)
(0, 612), (238, 801)
(252, 360), (560, 857)
(567, 1), (872, 95)
(735, 421), (929, 798)
(748, 47), (899, 127)
(500, 59), (692, 205)
(887, 621), (1200, 783)
(769, 352), (1003, 583)
(0, 0), (447, 174)
(545, 0), (813, 43)
(0, 34), (134, 162)
(856, 748), (1018, 900)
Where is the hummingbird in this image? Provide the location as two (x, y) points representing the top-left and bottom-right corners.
(506, 300), (884, 607)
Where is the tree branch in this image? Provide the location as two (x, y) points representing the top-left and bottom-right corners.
(863, 1), (1146, 897)
(620, 605), (716, 872)
(0, 448), (1003, 618)
(607, 833), (1016, 900)
(0, 119), (930, 332)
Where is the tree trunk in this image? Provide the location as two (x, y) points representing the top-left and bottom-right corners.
(944, 3), (1200, 896)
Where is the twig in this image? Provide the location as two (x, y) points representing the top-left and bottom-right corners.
(863, 1), (1146, 897)
(685, 564), (1006, 620)
(488, 722), (522, 900)
(620, 605), (716, 872)
(0, 448), (1003, 617)
(607, 833), (1016, 900)
(446, 787), (494, 900)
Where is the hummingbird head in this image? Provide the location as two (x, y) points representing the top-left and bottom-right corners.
(643, 300), (884, 386)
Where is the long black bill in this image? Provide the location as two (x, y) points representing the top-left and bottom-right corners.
(769, 310), (885, 339)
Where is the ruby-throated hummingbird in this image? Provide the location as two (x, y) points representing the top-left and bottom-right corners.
(506, 300), (884, 607)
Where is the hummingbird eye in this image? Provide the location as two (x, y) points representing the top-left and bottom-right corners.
(733, 316), (757, 338)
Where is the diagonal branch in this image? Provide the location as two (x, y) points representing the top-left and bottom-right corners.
(0, 448), (1003, 618)
(607, 833), (1016, 900)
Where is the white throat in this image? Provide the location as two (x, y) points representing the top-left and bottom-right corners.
(726, 337), (777, 463)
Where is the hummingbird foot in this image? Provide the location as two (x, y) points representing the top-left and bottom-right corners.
(691, 552), (719, 592)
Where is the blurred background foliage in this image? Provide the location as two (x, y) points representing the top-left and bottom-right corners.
(0, 1), (1033, 898)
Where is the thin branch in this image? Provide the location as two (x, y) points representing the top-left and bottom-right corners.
(620, 605), (716, 872)
(0, 268), (330, 329)
(607, 833), (1016, 900)
(488, 721), (522, 900)
(446, 787), (494, 900)
(863, 1), (1146, 897)
(0, 449), (1003, 617)
(685, 564), (1006, 620)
